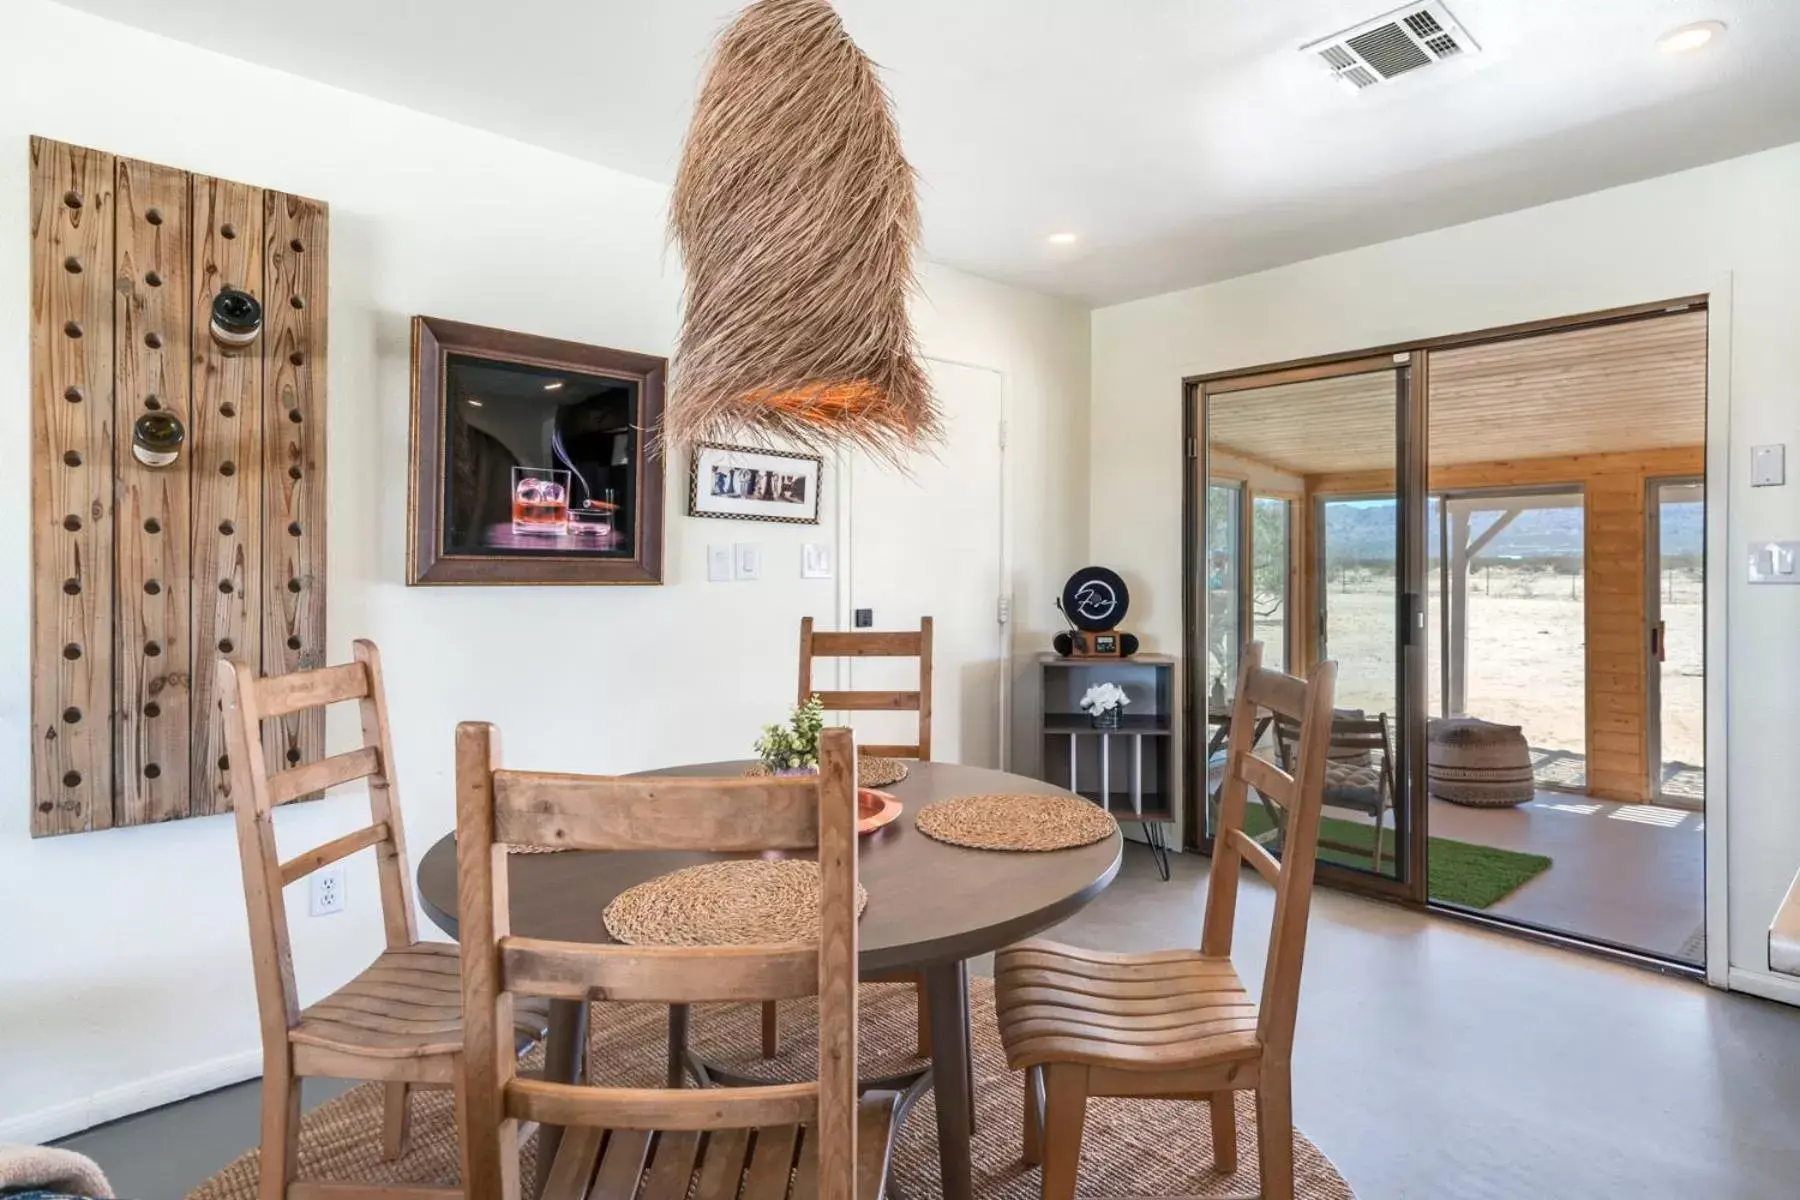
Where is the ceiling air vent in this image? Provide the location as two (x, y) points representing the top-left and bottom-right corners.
(1302, 2), (1479, 92)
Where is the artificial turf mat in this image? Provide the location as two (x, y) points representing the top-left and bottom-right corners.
(1239, 805), (1552, 909)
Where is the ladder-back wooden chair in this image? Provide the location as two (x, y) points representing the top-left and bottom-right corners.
(221, 639), (462, 1199)
(798, 615), (933, 760)
(456, 723), (899, 1199)
(994, 643), (1337, 1200)
(768, 617), (933, 1060)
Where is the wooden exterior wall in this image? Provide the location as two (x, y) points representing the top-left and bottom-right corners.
(29, 137), (328, 836)
(1303, 445), (1704, 803)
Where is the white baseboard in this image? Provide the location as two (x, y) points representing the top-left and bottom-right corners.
(0, 1048), (261, 1145)
(1728, 966), (1800, 1008)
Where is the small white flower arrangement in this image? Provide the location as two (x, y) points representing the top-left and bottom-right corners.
(1079, 682), (1130, 728)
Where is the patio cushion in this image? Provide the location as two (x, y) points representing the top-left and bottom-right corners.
(1428, 717), (1534, 807)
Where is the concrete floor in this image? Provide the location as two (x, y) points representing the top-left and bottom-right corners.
(61, 844), (1800, 1200)
(1430, 793), (1706, 963)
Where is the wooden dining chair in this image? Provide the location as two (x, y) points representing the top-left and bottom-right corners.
(798, 615), (933, 760)
(455, 723), (900, 1199)
(222, 640), (464, 1200)
(767, 617), (934, 1061)
(994, 643), (1337, 1200)
(222, 640), (548, 1200)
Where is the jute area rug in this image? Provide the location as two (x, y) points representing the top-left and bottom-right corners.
(189, 978), (1353, 1199)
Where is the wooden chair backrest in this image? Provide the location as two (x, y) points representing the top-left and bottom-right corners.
(456, 724), (864, 1199)
(1273, 711), (1393, 764)
(1199, 642), (1337, 1059)
(218, 639), (416, 1057)
(798, 615), (933, 760)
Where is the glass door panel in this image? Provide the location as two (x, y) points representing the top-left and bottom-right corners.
(1201, 361), (1418, 895)
(1436, 489), (1587, 792)
(1252, 495), (1293, 672)
(1205, 481), (1244, 706)
(1650, 478), (1704, 807)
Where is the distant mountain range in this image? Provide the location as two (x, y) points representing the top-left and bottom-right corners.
(1321, 500), (1704, 563)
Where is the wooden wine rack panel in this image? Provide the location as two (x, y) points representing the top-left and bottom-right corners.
(29, 137), (329, 837)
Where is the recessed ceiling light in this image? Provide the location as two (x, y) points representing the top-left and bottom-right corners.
(1046, 232), (1078, 246)
(543, 380), (566, 391)
(1659, 20), (1724, 54)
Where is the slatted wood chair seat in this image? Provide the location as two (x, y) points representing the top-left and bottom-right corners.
(292, 944), (464, 1060)
(995, 942), (1259, 1072)
(541, 1093), (901, 1200)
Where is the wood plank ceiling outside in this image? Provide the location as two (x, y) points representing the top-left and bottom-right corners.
(1208, 310), (1707, 475)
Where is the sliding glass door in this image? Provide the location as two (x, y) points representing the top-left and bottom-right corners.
(1192, 355), (1427, 902)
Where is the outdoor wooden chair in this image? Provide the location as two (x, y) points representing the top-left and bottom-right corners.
(769, 617), (934, 1060)
(1273, 710), (1396, 871)
(221, 640), (546, 1200)
(455, 723), (900, 1199)
(994, 642), (1337, 1200)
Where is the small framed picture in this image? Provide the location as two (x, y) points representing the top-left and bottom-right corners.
(688, 442), (823, 525)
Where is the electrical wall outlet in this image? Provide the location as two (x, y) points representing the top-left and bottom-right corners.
(310, 864), (346, 917)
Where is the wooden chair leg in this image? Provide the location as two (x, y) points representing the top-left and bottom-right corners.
(914, 977), (932, 1057)
(1039, 1063), (1088, 1200)
(1022, 1065), (1044, 1166)
(1208, 1090), (1238, 1174)
(1256, 1066), (1295, 1200)
(761, 1000), (780, 1059)
(258, 1050), (301, 1200)
(382, 1080), (412, 1161)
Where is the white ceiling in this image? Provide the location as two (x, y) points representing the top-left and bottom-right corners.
(56, 0), (1800, 305)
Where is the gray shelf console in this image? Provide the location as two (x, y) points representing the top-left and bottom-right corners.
(1036, 652), (1176, 880)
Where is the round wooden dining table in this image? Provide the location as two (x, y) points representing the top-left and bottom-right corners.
(415, 759), (1121, 1200)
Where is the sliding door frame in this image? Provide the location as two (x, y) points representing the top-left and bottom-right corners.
(1181, 294), (1713, 919)
(1185, 354), (1429, 906)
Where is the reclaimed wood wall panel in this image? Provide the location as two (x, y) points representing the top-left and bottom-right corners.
(113, 158), (193, 825)
(189, 177), (266, 816)
(29, 137), (328, 836)
(30, 138), (116, 837)
(259, 194), (328, 779)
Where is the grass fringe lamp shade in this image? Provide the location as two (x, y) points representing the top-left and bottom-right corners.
(667, 0), (940, 461)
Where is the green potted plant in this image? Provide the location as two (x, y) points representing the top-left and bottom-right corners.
(755, 694), (826, 775)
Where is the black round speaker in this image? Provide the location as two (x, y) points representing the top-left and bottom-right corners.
(1121, 633), (1140, 656)
(1053, 632), (1074, 657)
(1061, 566), (1130, 632)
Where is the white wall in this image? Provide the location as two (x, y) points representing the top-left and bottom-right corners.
(1091, 140), (1800, 998)
(0, 1), (1090, 1141)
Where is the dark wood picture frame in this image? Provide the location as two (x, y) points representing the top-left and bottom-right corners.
(407, 316), (666, 585)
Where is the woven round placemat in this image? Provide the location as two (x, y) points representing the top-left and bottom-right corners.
(742, 758), (910, 788)
(858, 756), (909, 787)
(604, 859), (868, 946)
(915, 792), (1117, 852)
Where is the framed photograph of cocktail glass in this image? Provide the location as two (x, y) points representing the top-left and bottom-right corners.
(407, 316), (666, 585)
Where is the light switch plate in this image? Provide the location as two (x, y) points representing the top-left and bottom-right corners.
(706, 545), (733, 582)
(802, 543), (833, 579)
(1753, 444), (1786, 487)
(1748, 540), (1800, 583)
(734, 543), (762, 581)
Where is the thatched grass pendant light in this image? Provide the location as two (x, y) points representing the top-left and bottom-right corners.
(666, 0), (940, 460)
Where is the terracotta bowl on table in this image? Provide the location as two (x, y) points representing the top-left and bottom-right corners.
(857, 788), (902, 835)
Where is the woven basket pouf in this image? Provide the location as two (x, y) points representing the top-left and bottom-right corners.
(1428, 717), (1534, 807)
